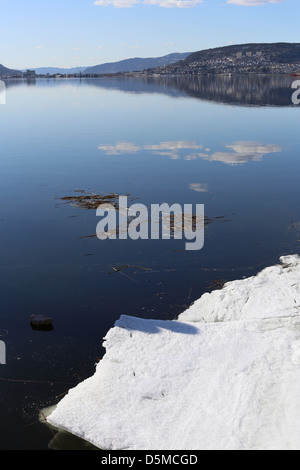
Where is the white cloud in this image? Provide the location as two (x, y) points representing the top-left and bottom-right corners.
(227, 0), (283, 6)
(94, 0), (202, 7)
(94, 0), (282, 7)
(94, 0), (139, 6)
(143, 0), (202, 7)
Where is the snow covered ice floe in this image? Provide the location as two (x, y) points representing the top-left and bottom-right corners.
(178, 255), (300, 323)
(47, 255), (300, 450)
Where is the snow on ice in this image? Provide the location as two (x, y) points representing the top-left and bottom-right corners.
(47, 255), (300, 450)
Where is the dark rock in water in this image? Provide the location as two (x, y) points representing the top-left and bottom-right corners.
(30, 314), (53, 331)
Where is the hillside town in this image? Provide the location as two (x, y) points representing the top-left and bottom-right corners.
(146, 47), (300, 76)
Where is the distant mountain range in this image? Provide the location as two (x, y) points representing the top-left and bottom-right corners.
(82, 53), (191, 75)
(1, 53), (190, 77)
(15, 53), (190, 76)
(2, 44), (300, 78)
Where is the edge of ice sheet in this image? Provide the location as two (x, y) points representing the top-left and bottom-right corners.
(178, 254), (300, 323)
(47, 254), (300, 450)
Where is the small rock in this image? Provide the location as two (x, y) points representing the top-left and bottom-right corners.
(30, 314), (53, 330)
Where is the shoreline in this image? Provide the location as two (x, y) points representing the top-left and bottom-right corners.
(1, 72), (299, 80)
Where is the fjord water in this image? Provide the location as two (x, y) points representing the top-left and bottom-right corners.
(0, 75), (299, 449)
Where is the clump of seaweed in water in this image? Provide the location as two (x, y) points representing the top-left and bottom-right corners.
(57, 191), (135, 211)
(57, 192), (231, 241)
(168, 214), (230, 233)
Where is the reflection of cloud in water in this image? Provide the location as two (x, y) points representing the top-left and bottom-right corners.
(200, 142), (282, 165)
(98, 142), (141, 155)
(189, 183), (208, 192)
(98, 140), (203, 159)
(144, 141), (203, 152)
(98, 140), (282, 164)
(145, 142), (203, 160)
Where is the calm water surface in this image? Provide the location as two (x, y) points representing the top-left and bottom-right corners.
(0, 75), (299, 449)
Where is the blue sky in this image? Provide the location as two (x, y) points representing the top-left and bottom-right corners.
(0, 0), (299, 69)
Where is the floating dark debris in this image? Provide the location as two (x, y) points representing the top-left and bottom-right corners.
(206, 280), (228, 292)
(168, 214), (230, 233)
(79, 234), (97, 239)
(109, 265), (151, 283)
(57, 191), (135, 211)
(109, 265), (152, 274)
(30, 314), (53, 331)
(57, 191), (230, 243)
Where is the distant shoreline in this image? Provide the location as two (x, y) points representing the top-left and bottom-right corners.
(1, 72), (298, 80)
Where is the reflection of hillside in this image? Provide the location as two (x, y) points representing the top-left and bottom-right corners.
(3, 74), (297, 107)
(140, 74), (297, 107)
(3, 78), (36, 89)
(84, 77), (186, 98)
(86, 74), (298, 107)
(4, 76), (184, 97)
